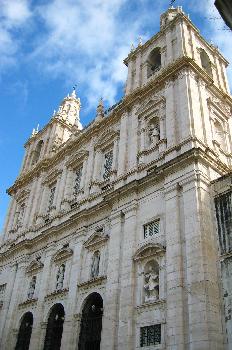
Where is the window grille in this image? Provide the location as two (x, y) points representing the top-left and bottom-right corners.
(103, 150), (113, 180)
(73, 167), (82, 195)
(140, 324), (161, 347)
(144, 220), (160, 239)
(17, 204), (25, 226)
(48, 186), (56, 212)
(0, 284), (6, 306)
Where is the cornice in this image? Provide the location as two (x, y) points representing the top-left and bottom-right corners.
(18, 298), (38, 309)
(1, 143), (231, 260)
(77, 275), (107, 290)
(44, 287), (69, 301)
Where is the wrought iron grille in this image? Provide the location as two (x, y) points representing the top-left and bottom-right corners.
(103, 150), (113, 180)
(48, 186), (56, 212)
(73, 167), (82, 195)
(140, 324), (161, 347)
(144, 220), (160, 239)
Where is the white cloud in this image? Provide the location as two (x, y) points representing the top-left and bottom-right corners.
(0, 0), (32, 72)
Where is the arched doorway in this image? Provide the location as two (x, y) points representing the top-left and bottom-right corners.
(15, 312), (33, 350)
(78, 293), (103, 350)
(43, 303), (65, 350)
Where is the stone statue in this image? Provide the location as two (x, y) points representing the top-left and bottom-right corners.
(144, 266), (159, 302)
(91, 252), (100, 278)
(149, 124), (160, 145)
(28, 276), (36, 299)
(56, 264), (65, 290)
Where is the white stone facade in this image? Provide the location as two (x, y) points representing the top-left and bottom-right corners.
(0, 7), (232, 350)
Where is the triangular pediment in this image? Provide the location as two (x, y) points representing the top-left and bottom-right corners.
(84, 232), (109, 250)
(95, 128), (119, 149)
(133, 242), (165, 261)
(137, 96), (165, 118)
(26, 260), (44, 274)
(66, 149), (89, 169)
(53, 247), (73, 263)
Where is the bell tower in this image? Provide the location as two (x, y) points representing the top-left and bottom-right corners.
(21, 89), (82, 174)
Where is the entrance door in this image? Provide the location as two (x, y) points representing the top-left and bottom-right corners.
(43, 303), (65, 350)
(15, 312), (33, 350)
(78, 293), (103, 350)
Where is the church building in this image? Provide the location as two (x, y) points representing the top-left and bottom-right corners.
(0, 6), (232, 350)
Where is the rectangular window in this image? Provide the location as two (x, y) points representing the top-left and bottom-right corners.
(0, 284), (6, 307)
(144, 220), (160, 239)
(73, 167), (82, 196)
(140, 324), (161, 347)
(103, 150), (113, 180)
(48, 185), (56, 212)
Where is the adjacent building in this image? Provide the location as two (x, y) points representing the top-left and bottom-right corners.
(0, 6), (232, 350)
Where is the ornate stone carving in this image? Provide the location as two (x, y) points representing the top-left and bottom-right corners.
(133, 242), (165, 261)
(84, 232), (109, 251)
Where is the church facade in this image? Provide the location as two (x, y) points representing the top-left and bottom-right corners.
(0, 7), (232, 350)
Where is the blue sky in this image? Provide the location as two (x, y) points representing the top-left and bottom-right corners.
(0, 0), (231, 232)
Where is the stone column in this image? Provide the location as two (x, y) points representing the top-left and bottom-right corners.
(139, 127), (146, 164)
(100, 211), (124, 349)
(30, 245), (56, 350)
(23, 178), (38, 228)
(60, 240), (83, 350)
(125, 60), (133, 95)
(165, 183), (185, 350)
(165, 79), (176, 149)
(197, 78), (212, 147)
(36, 185), (48, 223)
(80, 157), (88, 190)
(4, 198), (17, 235)
(181, 177), (224, 349)
(30, 175), (43, 226)
(1, 260), (27, 349)
(110, 137), (119, 181)
(117, 112), (128, 176)
(90, 149), (102, 192)
(117, 203), (137, 350)
(165, 29), (173, 65)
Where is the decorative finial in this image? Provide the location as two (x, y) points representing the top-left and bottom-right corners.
(96, 97), (104, 121)
(53, 109), (56, 116)
(31, 128), (36, 137)
(130, 43), (135, 52)
(138, 36), (143, 46)
(36, 124), (39, 132)
(71, 84), (77, 98)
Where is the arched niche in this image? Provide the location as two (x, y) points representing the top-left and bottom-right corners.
(32, 140), (44, 165)
(15, 312), (33, 350)
(147, 47), (161, 78)
(43, 303), (65, 350)
(199, 49), (212, 77)
(78, 292), (103, 350)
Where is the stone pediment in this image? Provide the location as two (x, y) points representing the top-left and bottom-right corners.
(66, 149), (89, 169)
(53, 247), (73, 263)
(136, 96), (165, 118)
(83, 232), (109, 251)
(133, 242), (165, 261)
(15, 188), (30, 202)
(26, 260), (44, 274)
(43, 168), (62, 185)
(95, 128), (119, 150)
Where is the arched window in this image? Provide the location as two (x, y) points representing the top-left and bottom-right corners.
(43, 303), (65, 350)
(200, 49), (212, 77)
(90, 251), (100, 279)
(78, 292), (103, 350)
(32, 140), (44, 165)
(143, 260), (159, 303)
(147, 48), (161, 78)
(15, 312), (33, 350)
(56, 264), (65, 291)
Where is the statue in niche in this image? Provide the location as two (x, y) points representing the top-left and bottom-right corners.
(144, 264), (159, 302)
(28, 276), (36, 299)
(91, 251), (100, 279)
(56, 264), (65, 290)
(149, 124), (160, 145)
